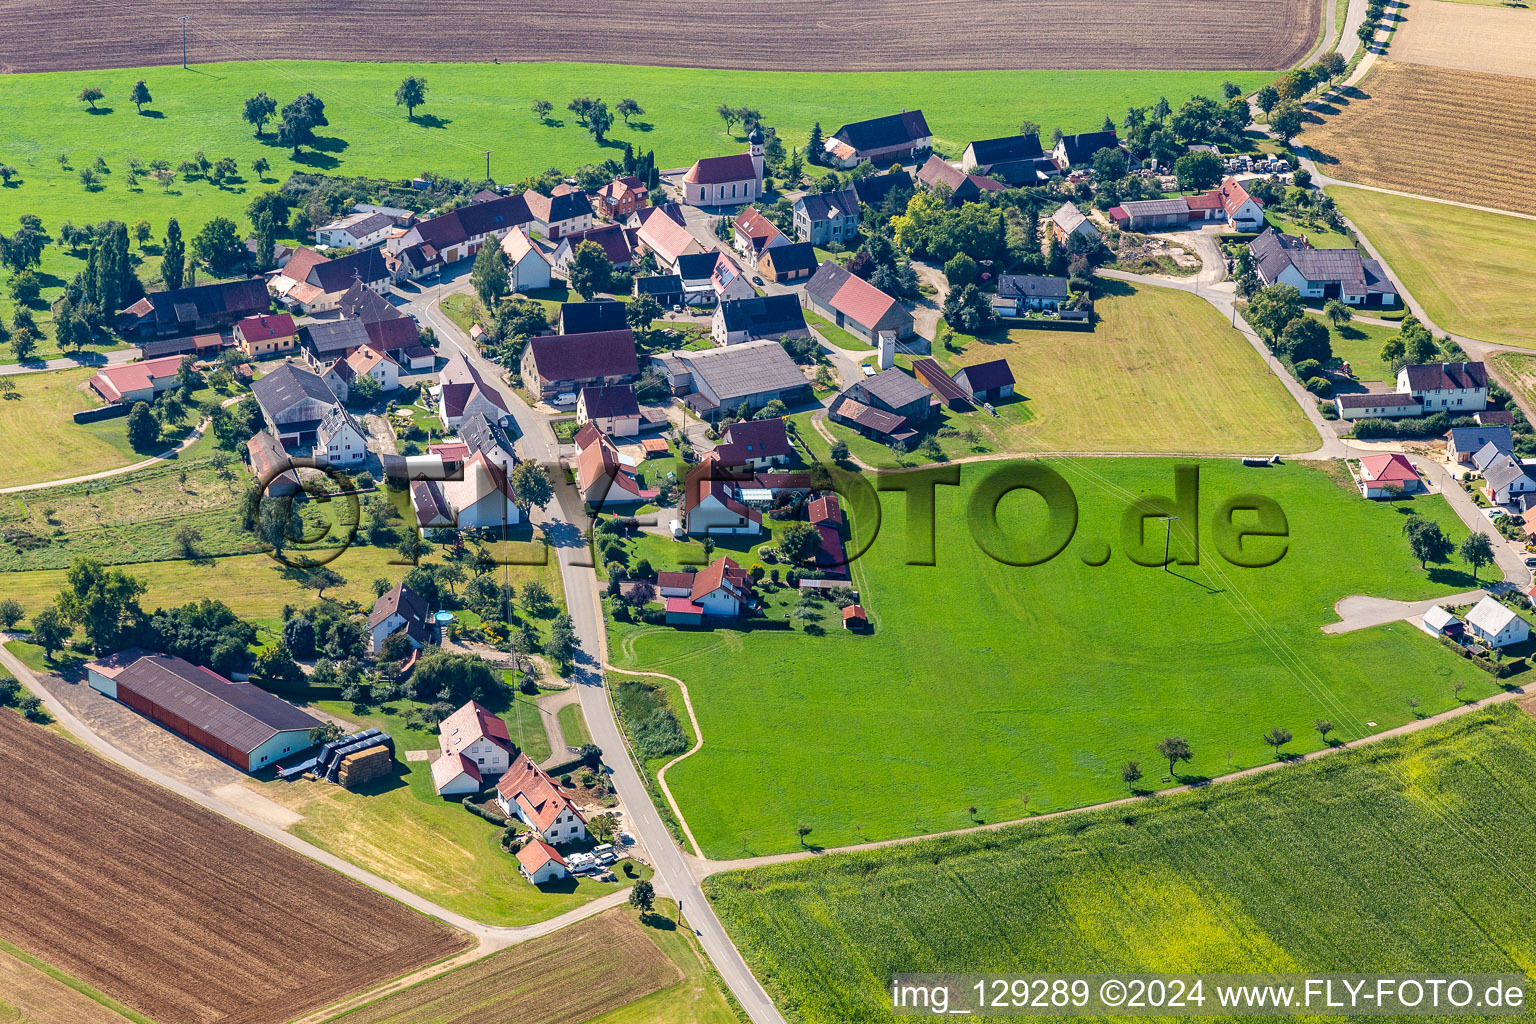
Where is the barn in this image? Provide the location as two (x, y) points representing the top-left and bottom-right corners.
(85, 652), (322, 772)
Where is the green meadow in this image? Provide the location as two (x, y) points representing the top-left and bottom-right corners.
(0, 60), (1268, 346)
(608, 457), (1504, 858)
(706, 705), (1536, 1024)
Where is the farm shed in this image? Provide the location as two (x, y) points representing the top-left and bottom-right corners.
(85, 652), (322, 772)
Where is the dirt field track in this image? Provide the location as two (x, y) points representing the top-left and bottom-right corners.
(1302, 59), (1536, 215)
(0, 714), (468, 1024)
(0, 0), (1322, 73)
(336, 908), (681, 1024)
(1388, 0), (1536, 78)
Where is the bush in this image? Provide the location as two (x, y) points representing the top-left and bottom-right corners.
(462, 795), (509, 825)
(1293, 359), (1321, 380)
(1304, 376), (1333, 396)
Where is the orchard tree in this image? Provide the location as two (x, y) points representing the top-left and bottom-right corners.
(585, 99), (614, 143)
(79, 86), (104, 110)
(395, 75), (427, 120)
(129, 80), (152, 114)
(1460, 532), (1494, 582)
(251, 157), (272, 181)
(1155, 736), (1193, 779)
(616, 98), (643, 125)
(30, 606), (70, 658)
(278, 92), (328, 158)
(1269, 102), (1306, 145)
(126, 402), (160, 450)
(1263, 727), (1293, 758)
(1324, 298), (1352, 329)
(192, 216), (246, 276)
(532, 99), (553, 122)
(243, 92), (277, 137)
(1402, 514), (1451, 569)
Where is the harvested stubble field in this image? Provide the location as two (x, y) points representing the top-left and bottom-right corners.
(0, 713), (468, 1024)
(1301, 59), (1536, 215)
(1387, 0), (1536, 78)
(3, 0), (1321, 73)
(336, 908), (680, 1024)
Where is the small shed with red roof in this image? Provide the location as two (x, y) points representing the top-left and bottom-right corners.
(1356, 453), (1422, 499)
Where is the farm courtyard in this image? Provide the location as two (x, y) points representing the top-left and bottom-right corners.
(1325, 186), (1536, 349)
(609, 457), (1505, 858)
(705, 705), (1536, 1024)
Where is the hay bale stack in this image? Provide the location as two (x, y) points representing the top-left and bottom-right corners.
(338, 746), (393, 789)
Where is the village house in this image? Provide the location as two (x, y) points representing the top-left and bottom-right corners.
(915, 155), (1007, 204)
(802, 261), (914, 343)
(575, 423), (656, 507)
(1215, 176), (1266, 232)
(438, 350), (511, 428)
(577, 384), (642, 437)
(651, 339), (809, 416)
(1051, 129), (1122, 170)
(250, 362), (341, 448)
(454, 413), (518, 470)
(720, 417), (794, 469)
(758, 241), (818, 284)
(387, 194), (535, 273)
(1355, 453), (1422, 498)
(1334, 392), (1424, 421)
(683, 461), (762, 536)
(116, 278), (270, 339)
(664, 556), (752, 624)
(520, 329), (641, 402)
(732, 207), (788, 265)
(793, 189), (860, 247)
(500, 226), (554, 293)
(682, 128), (764, 207)
(1399, 362), (1488, 414)
(824, 111), (931, 168)
(496, 753), (588, 844)
(634, 273), (685, 309)
(1049, 202), (1101, 245)
(633, 205), (704, 271)
(314, 210), (396, 250)
(993, 274), (1070, 316)
(1483, 452), (1535, 505)
(411, 450), (524, 531)
(1448, 424), (1512, 465)
(368, 583), (433, 653)
(961, 133), (1056, 185)
(312, 406), (368, 467)
(952, 359), (1016, 404)
(87, 354), (187, 404)
(524, 186), (594, 240)
(1465, 596), (1530, 648)
(233, 312), (297, 358)
(304, 318), (374, 369)
(430, 699), (516, 795)
(675, 252), (743, 307)
(1250, 228), (1397, 306)
(712, 293), (809, 346)
(330, 345), (401, 399)
(596, 175), (649, 221)
(551, 223), (634, 275)
(517, 839), (571, 884)
(560, 300), (628, 336)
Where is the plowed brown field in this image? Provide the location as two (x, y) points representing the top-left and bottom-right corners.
(0, 0), (1321, 73)
(0, 714), (468, 1024)
(1301, 60), (1536, 215)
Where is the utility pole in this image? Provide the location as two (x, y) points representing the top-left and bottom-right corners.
(179, 16), (189, 69)
(1157, 515), (1179, 572)
(484, 151), (492, 181)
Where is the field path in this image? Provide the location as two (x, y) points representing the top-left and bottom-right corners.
(693, 675), (1530, 879)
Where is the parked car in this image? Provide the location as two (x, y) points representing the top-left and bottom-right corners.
(1524, 556), (1536, 567)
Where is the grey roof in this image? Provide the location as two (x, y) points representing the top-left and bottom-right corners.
(459, 411), (519, 454)
(113, 654), (319, 755)
(1249, 228), (1384, 293)
(304, 318), (372, 355)
(860, 368), (931, 411)
(635, 274), (683, 297)
(1466, 595), (1520, 635)
(955, 358), (1015, 393)
(561, 300), (628, 335)
(1405, 362), (1488, 392)
(832, 111), (930, 153)
(718, 294), (807, 336)
(1057, 129), (1120, 166)
(670, 340), (807, 404)
(763, 241), (818, 275)
(997, 274), (1070, 300)
(1473, 440), (1511, 473)
(1119, 198), (1195, 218)
(1483, 452), (1531, 494)
(316, 405), (364, 445)
(1448, 424), (1510, 454)
(324, 211), (393, 238)
(251, 363), (338, 418)
(308, 247), (392, 292)
(580, 384), (640, 419)
(850, 171), (913, 209)
(796, 189), (859, 222)
(1335, 392), (1421, 410)
(337, 281), (404, 325)
(1051, 202), (1090, 234)
(967, 134), (1043, 166)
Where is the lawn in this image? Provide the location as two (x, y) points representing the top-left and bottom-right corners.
(918, 280), (1318, 460)
(608, 457), (1500, 857)
(254, 698), (642, 927)
(1327, 186), (1536, 348)
(0, 368), (150, 488)
(705, 704), (1536, 1024)
(558, 701), (592, 747)
(0, 60), (1268, 345)
(1264, 208), (1353, 249)
(804, 309), (872, 352)
(1314, 311), (1399, 384)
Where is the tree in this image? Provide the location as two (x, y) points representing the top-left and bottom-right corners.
(777, 521), (822, 564)
(628, 878), (655, 914)
(585, 99), (614, 143)
(1269, 102), (1306, 145)
(278, 92), (328, 158)
(192, 216), (246, 276)
(1402, 515), (1451, 569)
(299, 566), (346, 598)
(1278, 316), (1332, 366)
(1254, 86), (1280, 116)
(626, 294), (662, 330)
(830, 439), (850, 464)
(1155, 736), (1193, 778)
(795, 822), (813, 847)
(0, 597), (23, 628)
(250, 156), (272, 183)
(1244, 283), (1303, 343)
(55, 558), (146, 652)
(129, 80), (152, 114)
(10, 327), (36, 363)
(243, 92), (277, 137)
(126, 402), (159, 450)
(30, 606), (69, 657)
(255, 641), (303, 687)
(1315, 718), (1335, 745)
(162, 217), (184, 291)
(0, 165), (16, 186)
(1357, 21), (1377, 47)
(1263, 726), (1293, 757)
(532, 99), (553, 122)
(717, 103), (740, 133)
(1459, 532), (1495, 582)
(471, 239), (510, 307)
(566, 240), (613, 299)
(1091, 146), (1129, 181)
(1379, 334), (1406, 371)
(548, 613), (578, 668)
(1173, 150), (1223, 191)
(806, 121), (824, 165)
(943, 252), (979, 290)
(78, 167), (99, 189)
(1323, 298), (1352, 329)
(393, 75), (429, 121)
(616, 98), (643, 125)
(1121, 760), (1143, 794)
(79, 86), (104, 110)
(511, 460), (554, 512)
(588, 812), (620, 842)
(396, 530), (427, 563)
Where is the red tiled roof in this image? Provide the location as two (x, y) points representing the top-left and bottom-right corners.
(497, 753), (584, 832)
(1219, 176), (1262, 217)
(657, 571), (695, 591)
(1359, 453), (1420, 485)
(808, 494), (843, 526)
(843, 604), (866, 621)
(90, 354), (187, 402)
(517, 837), (567, 874)
(438, 699), (514, 757)
(831, 273), (899, 331)
(684, 153), (759, 185)
(689, 556), (746, 602)
(235, 312), (296, 341)
(665, 597), (704, 615)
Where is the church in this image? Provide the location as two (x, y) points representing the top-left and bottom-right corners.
(681, 126), (765, 207)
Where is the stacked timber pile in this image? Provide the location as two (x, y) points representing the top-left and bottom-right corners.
(338, 746), (393, 789)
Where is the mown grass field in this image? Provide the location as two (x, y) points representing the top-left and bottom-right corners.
(706, 705), (1536, 1024)
(1314, 311), (1399, 384)
(1303, 60), (1536, 216)
(1327, 186), (1536, 348)
(0, 368), (172, 488)
(0, 60), (1269, 342)
(609, 457), (1500, 857)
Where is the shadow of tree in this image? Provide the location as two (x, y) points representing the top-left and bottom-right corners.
(414, 114), (452, 129)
